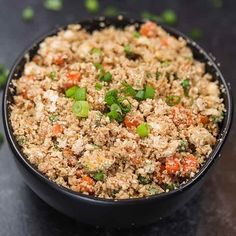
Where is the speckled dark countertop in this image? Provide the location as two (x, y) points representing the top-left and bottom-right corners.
(0, 0), (236, 235)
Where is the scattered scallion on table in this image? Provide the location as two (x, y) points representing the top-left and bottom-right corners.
(84, 0), (99, 13)
(0, 132), (4, 145)
(141, 11), (160, 21)
(212, 0), (223, 8)
(161, 9), (177, 26)
(22, 6), (34, 22)
(190, 28), (203, 40)
(103, 6), (119, 16)
(44, 0), (63, 11)
(0, 64), (8, 88)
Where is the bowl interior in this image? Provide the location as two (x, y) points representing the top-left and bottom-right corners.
(3, 16), (233, 202)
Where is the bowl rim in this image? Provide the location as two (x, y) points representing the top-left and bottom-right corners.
(2, 16), (233, 204)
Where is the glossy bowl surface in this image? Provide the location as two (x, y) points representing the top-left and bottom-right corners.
(2, 17), (233, 227)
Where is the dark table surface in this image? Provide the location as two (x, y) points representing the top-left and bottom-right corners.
(0, 0), (236, 235)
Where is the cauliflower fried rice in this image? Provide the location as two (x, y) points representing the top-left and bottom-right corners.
(10, 21), (225, 199)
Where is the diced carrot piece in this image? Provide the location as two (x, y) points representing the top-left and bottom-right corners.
(52, 124), (63, 136)
(140, 21), (159, 37)
(199, 115), (209, 125)
(165, 156), (180, 174)
(77, 175), (95, 193)
(124, 116), (142, 129)
(66, 71), (81, 82)
(182, 155), (198, 174)
(54, 55), (65, 66)
(160, 37), (169, 46)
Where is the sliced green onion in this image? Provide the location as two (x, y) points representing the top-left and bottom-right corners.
(212, 0), (223, 8)
(166, 95), (181, 106)
(90, 47), (102, 55)
(138, 175), (151, 185)
(93, 171), (104, 181)
(135, 90), (145, 101)
(117, 98), (131, 113)
(0, 132), (4, 145)
(49, 71), (56, 80)
(211, 112), (224, 123)
(136, 122), (150, 138)
(124, 44), (141, 60)
(190, 28), (203, 40)
(110, 103), (122, 114)
(181, 79), (190, 97)
(105, 89), (118, 105)
(49, 114), (58, 122)
(44, 0), (63, 11)
(100, 71), (112, 82)
(107, 110), (123, 122)
(74, 87), (87, 101)
(161, 9), (177, 26)
(141, 11), (160, 21)
(178, 139), (188, 152)
(84, 0), (99, 13)
(104, 6), (119, 16)
(163, 183), (176, 191)
(72, 101), (89, 118)
(133, 31), (141, 38)
(122, 82), (136, 97)
(94, 63), (103, 70)
(0, 65), (8, 88)
(65, 86), (78, 98)
(95, 83), (103, 91)
(22, 6), (34, 21)
(156, 71), (161, 80)
(161, 61), (171, 67)
(144, 85), (155, 99)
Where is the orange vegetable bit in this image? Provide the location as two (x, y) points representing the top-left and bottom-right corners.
(199, 115), (209, 125)
(76, 175), (95, 193)
(140, 21), (159, 37)
(52, 124), (64, 136)
(53, 54), (66, 66)
(124, 116), (142, 129)
(182, 155), (198, 175)
(160, 37), (169, 46)
(165, 156), (180, 174)
(66, 71), (81, 82)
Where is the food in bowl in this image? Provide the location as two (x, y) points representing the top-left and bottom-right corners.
(10, 21), (225, 199)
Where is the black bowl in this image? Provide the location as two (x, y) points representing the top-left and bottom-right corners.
(2, 17), (233, 227)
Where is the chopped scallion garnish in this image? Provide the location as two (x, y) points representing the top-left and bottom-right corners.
(181, 79), (190, 97)
(0, 132), (4, 145)
(190, 28), (203, 40)
(84, 0), (99, 13)
(74, 87), (87, 101)
(104, 6), (119, 16)
(95, 83), (103, 91)
(44, 0), (63, 11)
(166, 95), (181, 106)
(49, 71), (56, 80)
(161, 9), (177, 26)
(72, 101), (89, 117)
(93, 171), (104, 181)
(65, 86), (78, 98)
(144, 85), (155, 99)
(22, 6), (34, 21)
(136, 123), (150, 138)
